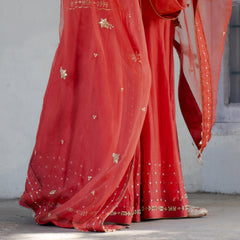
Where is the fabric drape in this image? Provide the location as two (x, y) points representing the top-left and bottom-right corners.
(141, 0), (187, 19)
(175, 0), (233, 154)
(19, 0), (232, 232)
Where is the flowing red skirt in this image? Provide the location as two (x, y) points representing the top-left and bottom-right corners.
(106, 16), (188, 224)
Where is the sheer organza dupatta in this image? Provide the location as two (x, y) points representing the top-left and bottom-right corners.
(142, 0), (232, 155)
(175, 0), (232, 155)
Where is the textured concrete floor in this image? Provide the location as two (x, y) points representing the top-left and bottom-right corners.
(1, 193), (240, 240)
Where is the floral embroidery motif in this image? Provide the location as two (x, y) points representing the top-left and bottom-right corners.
(142, 107), (147, 112)
(61, 139), (65, 144)
(99, 18), (114, 29)
(91, 191), (95, 196)
(60, 67), (67, 79)
(92, 115), (97, 120)
(112, 153), (120, 164)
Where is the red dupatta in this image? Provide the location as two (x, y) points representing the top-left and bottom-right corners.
(176, 0), (233, 155)
(142, 0), (233, 155)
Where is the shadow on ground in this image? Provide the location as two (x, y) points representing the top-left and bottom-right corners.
(1, 193), (240, 240)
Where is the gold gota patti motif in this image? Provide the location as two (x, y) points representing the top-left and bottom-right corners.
(112, 153), (120, 164)
(195, 11), (213, 157)
(69, 0), (111, 11)
(98, 18), (114, 29)
(60, 67), (67, 79)
(110, 205), (188, 217)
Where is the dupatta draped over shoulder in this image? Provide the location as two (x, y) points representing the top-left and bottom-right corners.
(19, 0), (232, 232)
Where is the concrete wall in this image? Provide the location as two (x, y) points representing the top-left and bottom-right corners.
(201, 56), (240, 193)
(0, 1), (239, 199)
(0, 0), (60, 198)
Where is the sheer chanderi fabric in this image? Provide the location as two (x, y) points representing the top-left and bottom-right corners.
(19, 0), (232, 232)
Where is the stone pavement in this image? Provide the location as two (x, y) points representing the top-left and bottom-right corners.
(1, 193), (240, 240)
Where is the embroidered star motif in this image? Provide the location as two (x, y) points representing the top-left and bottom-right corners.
(142, 107), (147, 112)
(60, 67), (67, 79)
(91, 191), (95, 196)
(88, 176), (92, 181)
(49, 190), (57, 195)
(132, 52), (142, 63)
(98, 18), (114, 29)
(93, 53), (98, 58)
(92, 115), (97, 120)
(68, 208), (74, 212)
(113, 153), (120, 164)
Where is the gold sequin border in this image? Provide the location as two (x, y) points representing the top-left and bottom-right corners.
(69, 0), (111, 11)
(110, 205), (187, 216)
